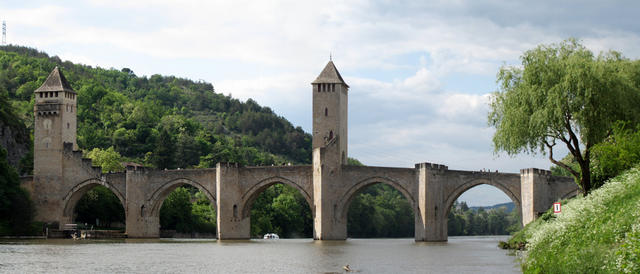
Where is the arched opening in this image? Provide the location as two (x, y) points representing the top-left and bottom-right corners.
(74, 186), (126, 229)
(63, 180), (126, 235)
(346, 182), (415, 238)
(152, 180), (216, 238)
(244, 182), (313, 238)
(446, 184), (521, 236)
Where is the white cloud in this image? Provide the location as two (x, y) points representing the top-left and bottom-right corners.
(3, 0), (637, 205)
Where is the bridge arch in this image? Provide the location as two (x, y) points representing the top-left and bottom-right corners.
(239, 176), (313, 219)
(443, 178), (521, 217)
(148, 178), (216, 218)
(338, 176), (416, 222)
(62, 178), (126, 220)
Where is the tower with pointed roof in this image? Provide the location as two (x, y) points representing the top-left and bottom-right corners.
(311, 61), (350, 239)
(312, 60), (349, 165)
(33, 66), (78, 179)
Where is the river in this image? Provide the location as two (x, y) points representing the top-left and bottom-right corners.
(0, 236), (520, 273)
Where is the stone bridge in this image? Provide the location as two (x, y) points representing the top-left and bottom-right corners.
(21, 63), (579, 241)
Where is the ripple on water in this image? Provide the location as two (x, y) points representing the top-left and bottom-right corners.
(0, 236), (519, 273)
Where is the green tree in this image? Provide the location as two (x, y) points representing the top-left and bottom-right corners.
(0, 147), (34, 235)
(250, 184), (313, 238)
(160, 187), (193, 233)
(590, 123), (640, 186)
(347, 184), (414, 238)
(191, 191), (216, 233)
(489, 39), (640, 194)
(74, 186), (125, 228)
(153, 128), (176, 169)
(85, 147), (125, 173)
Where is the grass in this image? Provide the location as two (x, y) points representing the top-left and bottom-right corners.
(505, 166), (640, 273)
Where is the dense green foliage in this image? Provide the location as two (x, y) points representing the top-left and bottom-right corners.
(74, 186), (125, 228)
(0, 147), (35, 235)
(85, 147), (125, 173)
(1, 45), (520, 237)
(508, 166), (640, 273)
(0, 89), (35, 235)
(551, 123), (640, 190)
(0, 45), (312, 171)
(159, 186), (216, 234)
(591, 123), (640, 187)
(250, 184), (313, 238)
(489, 39), (640, 194)
(448, 201), (520, 236)
(347, 184), (414, 238)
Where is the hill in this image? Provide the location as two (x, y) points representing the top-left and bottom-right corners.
(0, 45), (312, 172)
(503, 166), (640, 273)
(470, 202), (515, 213)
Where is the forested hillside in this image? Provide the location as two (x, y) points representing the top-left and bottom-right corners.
(0, 45), (311, 171)
(0, 45), (519, 238)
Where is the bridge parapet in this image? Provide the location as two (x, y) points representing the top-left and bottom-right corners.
(415, 162), (448, 170)
(520, 168), (552, 176)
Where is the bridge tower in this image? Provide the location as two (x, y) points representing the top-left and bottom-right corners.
(32, 67), (78, 223)
(312, 61), (350, 239)
(312, 60), (349, 164)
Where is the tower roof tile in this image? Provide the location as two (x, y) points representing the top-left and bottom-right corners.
(35, 66), (76, 93)
(312, 61), (349, 87)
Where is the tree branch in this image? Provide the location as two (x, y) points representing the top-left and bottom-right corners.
(544, 139), (580, 179)
(564, 114), (584, 163)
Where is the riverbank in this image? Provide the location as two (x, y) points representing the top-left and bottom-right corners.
(504, 166), (640, 273)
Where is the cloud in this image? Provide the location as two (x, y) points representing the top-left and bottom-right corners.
(3, 0), (637, 205)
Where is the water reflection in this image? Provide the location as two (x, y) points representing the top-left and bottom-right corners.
(0, 236), (519, 273)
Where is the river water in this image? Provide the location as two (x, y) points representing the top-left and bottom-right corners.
(0, 236), (520, 273)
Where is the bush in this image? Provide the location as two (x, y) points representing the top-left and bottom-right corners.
(591, 122), (640, 188)
(522, 166), (640, 273)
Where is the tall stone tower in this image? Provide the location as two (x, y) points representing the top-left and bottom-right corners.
(312, 61), (350, 240)
(311, 61), (349, 165)
(32, 67), (77, 222)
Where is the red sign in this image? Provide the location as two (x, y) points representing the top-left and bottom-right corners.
(553, 202), (561, 213)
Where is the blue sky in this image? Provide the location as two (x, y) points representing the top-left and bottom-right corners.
(3, 0), (640, 206)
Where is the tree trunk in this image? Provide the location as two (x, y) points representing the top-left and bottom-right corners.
(579, 159), (591, 195)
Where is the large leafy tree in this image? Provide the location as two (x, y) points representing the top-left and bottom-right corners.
(0, 147), (34, 235)
(489, 39), (640, 195)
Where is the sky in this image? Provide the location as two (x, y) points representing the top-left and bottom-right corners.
(2, 0), (639, 206)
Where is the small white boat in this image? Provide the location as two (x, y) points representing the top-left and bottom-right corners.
(263, 233), (279, 239)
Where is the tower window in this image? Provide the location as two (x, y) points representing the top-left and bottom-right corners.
(329, 130), (333, 140)
(325, 108), (328, 116)
(55, 92), (58, 97)
(67, 123), (70, 129)
(44, 93), (48, 98)
(39, 93), (43, 98)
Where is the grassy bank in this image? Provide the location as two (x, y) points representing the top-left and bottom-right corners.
(504, 166), (640, 273)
